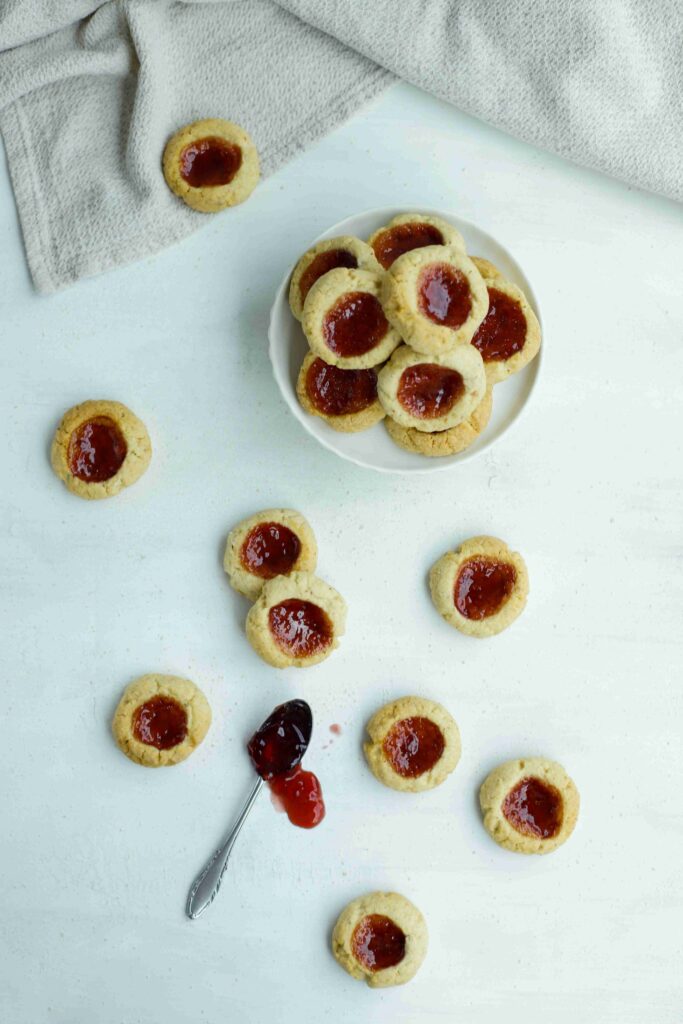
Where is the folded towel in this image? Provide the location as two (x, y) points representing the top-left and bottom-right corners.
(0, 0), (680, 293)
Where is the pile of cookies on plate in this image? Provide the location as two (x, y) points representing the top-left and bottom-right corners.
(290, 212), (541, 457)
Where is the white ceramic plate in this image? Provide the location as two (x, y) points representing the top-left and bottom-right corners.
(268, 207), (542, 474)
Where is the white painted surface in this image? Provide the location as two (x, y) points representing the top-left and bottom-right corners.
(1, 83), (681, 1024)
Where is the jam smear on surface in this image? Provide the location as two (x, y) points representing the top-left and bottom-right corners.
(397, 363), (465, 419)
(502, 776), (563, 839)
(268, 599), (333, 658)
(455, 558), (517, 620)
(247, 699), (312, 780)
(383, 716), (445, 778)
(241, 522), (301, 579)
(472, 287), (527, 362)
(373, 223), (444, 269)
(418, 263), (472, 328)
(352, 915), (406, 971)
(269, 765), (325, 828)
(179, 137), (242, 188)
(306, 358), (377, 416)
(68, 416), (127, 483)
(322, 292), (388, 357)
(299, 250), (358, 304)
(132, 695), (188, 750)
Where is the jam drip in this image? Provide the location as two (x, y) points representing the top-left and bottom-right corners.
(247, 699), (312, 780)
(502, 776), (563, 839)
(373, 223), (444, 268)
(269, 765), (325, 828)
(305, 358), (377, 416)
(455, 558), (517, 620)
(132, 695), (188, 750)
(397, 363), (465, 419)
(179, 136), (242, 188)
(299, 250), (358, 304)
(241, 522), (301, 579)
(68, 416), (127, 483)
(418, 263), (471, 328)
(383, 717), (445, 778)
(352, 915), (406, 971)
(322, 292), (388, 357)
(472, 287), (527, 362)
(268, 599), (333, 658)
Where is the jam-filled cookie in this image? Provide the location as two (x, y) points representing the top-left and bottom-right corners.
(385, 386), (493, 457)
(296, 353), (385, 433)
(368, 213), (465, 269)
(332, 891), (428, 987)
(246, 571), (346, 668)
(302, 268), (401, 369)
(429, 535), (528, 638)
(469, 260), (541, 385)
(112, 674), (211, 767)
(364, 696), (461, 793)
(381, 245), (488, 356)
(288, 237), (381, 320)
(377, 343), (485, 432)
(479, 757), (580, 854)
(224, 508), (317, 601)
(163, 118), (259, 213)
(51, 399), (151, 500)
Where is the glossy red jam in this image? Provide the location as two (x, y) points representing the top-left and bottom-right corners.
(397, 363), (464, 419)
(299, 250), (358, 304)
(502, 776), (563, 839)
(373, 222), (444, 268)
(455, 558), (517, 620)
(247, 699), (312, 780)
(241, 522), (301, 579)
(472, 287), (527, 362)
(268, 599), (333, 658)
(383, 716), (445, 777)
(68, 416), (127, 483)
(305, 358), (377, 416)
(352, 915), (406, 971)
(132, 695), (188, 750)
(179, 136), (242, 188)
(418, 263), (471, 328)
(269, 765), (325, 828)
(322, 292), (388, 357)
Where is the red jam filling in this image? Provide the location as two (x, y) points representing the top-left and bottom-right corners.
(502, 776), (563, 839)
(269, 765), (325, 828)
(299, 250), (358, 304)
(472, 287), (527, 362)
(383, 717), (445, 778)
(241, 522), (301, 579)
(247, 699), (312, 779)
(268, 599), (333, 658)
(305, 357), (377, 416)
(418, 263), (472, 328)
(132, 695), (188, 750)
(373, 223), (444, 269)
(455, 558), (517, 620)
(397, 363), (465, 419)
(68, 416), (127, 483)
(352, 915), (406, 971)
(322, 292), (388, 357)
(179, 136), (242, 188)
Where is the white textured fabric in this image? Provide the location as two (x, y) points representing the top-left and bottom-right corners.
(0, 0), (680, 292)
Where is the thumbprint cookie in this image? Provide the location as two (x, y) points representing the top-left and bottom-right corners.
(368, 212), (465, 269)
(430, 535), (529, 638)
(51, 399), (151, 500)
(224, 508), (318, 600)
(385, 386), (493, 457)
(479, 757), (580, 854)
(112, 674), (211, 767)
(364, 696), (461, 793)
(163, 118), (259, 212)
(469, 256), (541, 385)
(296, 353), (385, 433)
(246, 571), (346, 668)
(288, 237), (381, 320)
(332, 892), (428, 987)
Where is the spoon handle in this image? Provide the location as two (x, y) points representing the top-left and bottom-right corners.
(186, 776), (265, 919)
